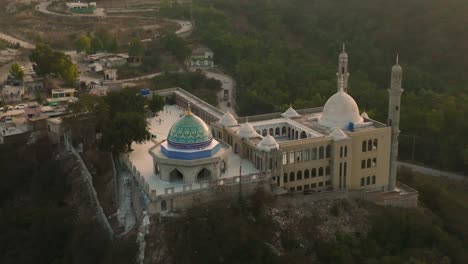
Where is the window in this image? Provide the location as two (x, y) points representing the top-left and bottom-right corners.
(367, 140), (372, 151)
(297, 186), (303, 191)
(311, 147), (317, 160)
(372, 175), (376, 184)
(373, 139), (378, 150)
(289, 151), (295, 164)
(312, 168), (317, 177)
(372, 158), (377, 167)
(361, 160), (366, 169)
(262, 129), (267, 136)
(269, 128), (274, 136)
(362, 141), (367, 152)
(296, 151), (302, 162)
(339, 174), (342, 188)
(360, 178), (365, 186)
(339, 163), (343, 177)
(289, 172), (295, 182)
(297, 171), (302, 180)
(319, 146), (324, 159)
(318, 167), (324, 176)
(304, 149), (310, 161)
(325, 166), (330, 175)
(326, 145), (331, 158)
(304, 184), (310, 190)
(290, 187), (295, 192)
(325, 180), (331, 186)
(318, 182), (324, 187)
(340, 146), (343, 158)
(283, 173), (288, 183)
(367, 159), (372, 168)
(304, 169), (310, 179)
(366, 176), (370, 185)
(344, 146), (348, 157)
(312, 183), (317, 188)
(282, 152), (288, 165)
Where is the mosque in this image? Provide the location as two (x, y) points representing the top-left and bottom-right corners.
(126, 46), (415, 213)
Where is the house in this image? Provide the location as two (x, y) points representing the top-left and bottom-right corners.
(89, 62), (103, 72)
(89, 85), (109, 96)
(190, 47), (215, 69)
(104, 69), (117, 80)
(47, 88), (78, 106)
(23, 74), (44, 99)
(1, 85), (24, 103)
(0, 116), (29, 145)
(66, 1), (96, 14)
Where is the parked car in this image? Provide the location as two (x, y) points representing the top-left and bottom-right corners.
(0, 107), (4, 112)
(5, 105), (14, 110)
(15, 104), (27, 110)
(224, 79), (229, 83)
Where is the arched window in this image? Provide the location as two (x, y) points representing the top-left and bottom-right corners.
(344, 146), (348, 157)
(367, 139), (372, 151)
(360, 178), (365, 186)
(367, 159), (371, 168)
(326, 145), (331, 158)
(311, 147), (317, 160)
(366, 176), (370, 185)
(373, 139), (378, 150)
(275, 127), (280, 136)
(288, 127), (291, 138)
(319, 146), (324, 159)
(318, 167), (324, 176)
(300, 131), (307, 139)
(372, 175), (376, 184)
(361, 160), (366, 169)
(362, 141), (367, 152)
(304, 169), (310, 179)
(325, 166), (330, 175)
(340, 146), (343, 158)
(372, 158), (377, 167)
(291, 129), (295, 139)
(297, 171), (302, 180)
(283, 173), (288, 183)
(262, 129), (267, 137)
(295, 130), (299, 139)
(282, 126), (287, 135)
(269, 128), (274, 136)
(312, 168), (317, 177)
(289, 172), (295, 182)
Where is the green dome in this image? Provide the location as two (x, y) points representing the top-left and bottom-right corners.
(167, 113), (213, 149)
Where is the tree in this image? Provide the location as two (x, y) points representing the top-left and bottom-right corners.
(128, 38), (144, 62)
(9, 63), (24, 81)
(148, 94), (164, 114)
(91, 37), (104, 53)
(29, 43), (79, 85)
(161, 33), (190, 62)
(75, 35), (92, 53)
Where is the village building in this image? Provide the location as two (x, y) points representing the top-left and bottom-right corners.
(189, 47), (214, 69)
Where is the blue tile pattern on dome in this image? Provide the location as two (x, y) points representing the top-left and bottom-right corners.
(167, 114), (213, 149)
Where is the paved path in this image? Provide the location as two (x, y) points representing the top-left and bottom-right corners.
(0, 32), (35, 49)
(397, 161), (466, 181)
(204, 71), (237, 115)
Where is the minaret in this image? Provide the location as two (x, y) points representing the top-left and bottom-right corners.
(336, 43), (350, 93)
(388, 54), (404, 191)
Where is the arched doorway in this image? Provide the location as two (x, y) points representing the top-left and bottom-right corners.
(295, 131), (298, 139)
(197, 168), (211, 182)
(161, 200), (167, 211)
(170, 169), (183, 182)
(275, 127), (280, 136)
(262, 129), (267, 136)
(300, 131), (307, 139)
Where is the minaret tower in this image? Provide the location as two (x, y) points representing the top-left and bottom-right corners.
(337, 43), (350, 93)
(388, 54), (404, 191)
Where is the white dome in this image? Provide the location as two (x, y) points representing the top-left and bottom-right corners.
(218, 111), (238, 127)
(281, 106), (300, 118)
(257, 134), (279, 152)
(361, 111), (369, 119)
(329, 128), (349, 141)
(238, 122), (260, 139)
(318, 89), (363, 128)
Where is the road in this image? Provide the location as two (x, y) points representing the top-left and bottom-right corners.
(0, 32), (35, 49)
(397, 161), (466, 181)
(203, 71), (236, 115)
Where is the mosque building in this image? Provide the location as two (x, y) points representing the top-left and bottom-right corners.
(128, 47), (415, 213)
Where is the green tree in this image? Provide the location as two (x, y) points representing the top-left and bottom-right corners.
(91, 37), (104, 53)
(128, 38), (144, 62)
(148, 94), (164, 114)
(9, 63), (24, 81)
(161, 33), (190, 62)
(75, 35), (92, 53)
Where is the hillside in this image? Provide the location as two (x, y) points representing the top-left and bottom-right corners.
(160, 0), (468, 173)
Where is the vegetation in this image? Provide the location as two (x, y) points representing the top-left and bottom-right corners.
(128, 38), (145, 61)
(160, 33), (191, 62)
(160, 0), (468, 173)
(66, 89), (150, 152)
(0, 137), (137, 264)
(9, 62), (24, 81)
(152, 72), (222, 106)
(29, 43), (79, 85)
(148, 94), (165, 114)
(74, 29), (119, 54)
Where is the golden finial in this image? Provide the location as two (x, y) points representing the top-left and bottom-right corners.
(186, 102), (193, 115)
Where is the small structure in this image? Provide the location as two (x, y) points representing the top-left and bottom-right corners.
(23, 74), (44, 99)
(47, 88), (77, 106)
(0, 117), (29, 145)
(47, 117), (63, 144)
(104, 69), (117, 80)
(89, 85), (109, 96)
(66, 1), (96, 14)
(189, 47), (214, 69)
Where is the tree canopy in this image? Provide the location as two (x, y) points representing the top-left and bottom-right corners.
(9, 63), (24, 81)
(29, 43), (79, 85)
